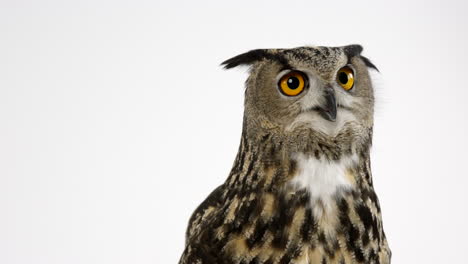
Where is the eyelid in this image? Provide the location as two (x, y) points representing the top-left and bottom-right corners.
(277, 68), (293, 77)
(275, 69), (294, 83)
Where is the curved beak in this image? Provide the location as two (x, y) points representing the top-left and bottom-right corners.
(318, 87), (337, 122)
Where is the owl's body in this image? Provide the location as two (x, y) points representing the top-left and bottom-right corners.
(179, 45), (391, 264)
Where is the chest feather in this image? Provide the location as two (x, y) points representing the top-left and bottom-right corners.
(289, 153), (358, 213)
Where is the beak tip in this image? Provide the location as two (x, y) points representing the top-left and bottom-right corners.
(319, 111), (337, 122)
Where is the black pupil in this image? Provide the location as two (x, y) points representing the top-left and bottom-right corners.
(287, 77), (300, 89)
(338, 72), (348, 84)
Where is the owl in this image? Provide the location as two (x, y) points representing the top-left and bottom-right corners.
(179, 45), (391, 264)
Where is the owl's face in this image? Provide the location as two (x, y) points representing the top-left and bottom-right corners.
(223, 45), (377, 142)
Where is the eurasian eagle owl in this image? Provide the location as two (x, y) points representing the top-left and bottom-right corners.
(179, 45), (391, 264)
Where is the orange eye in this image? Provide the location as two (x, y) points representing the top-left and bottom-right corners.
(336, 66), (355, 90)
(278, 71), (306, 96)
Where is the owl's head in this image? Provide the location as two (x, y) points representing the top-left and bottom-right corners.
(222, 45), (378, 151)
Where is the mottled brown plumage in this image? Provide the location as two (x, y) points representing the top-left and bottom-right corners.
(179, 45), (391, 264)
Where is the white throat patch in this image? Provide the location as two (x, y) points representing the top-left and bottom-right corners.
(289, 153), (358, 216)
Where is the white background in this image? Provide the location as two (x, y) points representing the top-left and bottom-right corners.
(1, 0), (468, 263)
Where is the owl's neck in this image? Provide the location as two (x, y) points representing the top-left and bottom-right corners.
(225, 127), (374, 193)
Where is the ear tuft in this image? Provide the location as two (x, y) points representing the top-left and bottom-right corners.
(344, 44), (379, 72)
(343, 44), (363, 58)
(360, 56), (379, 72)
(220, 49), (269, 69)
